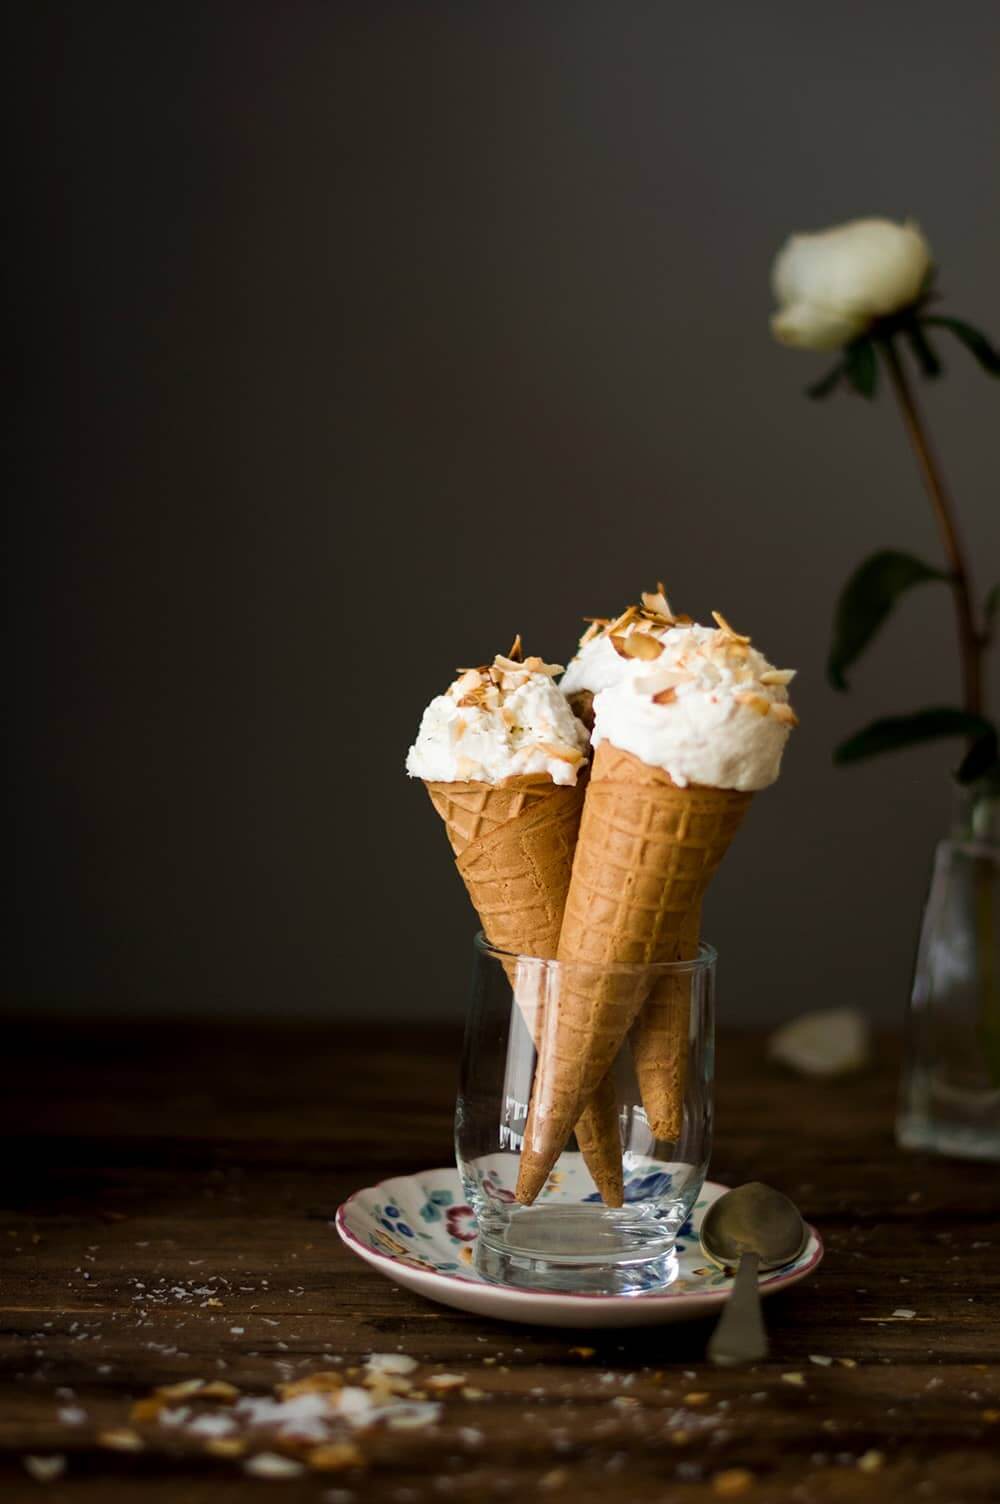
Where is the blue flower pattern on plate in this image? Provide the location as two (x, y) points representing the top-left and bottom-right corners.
(419, 1188), (455, 1224)
(583, 1168), (674, 1204)
(376, 1202), (417, 1240)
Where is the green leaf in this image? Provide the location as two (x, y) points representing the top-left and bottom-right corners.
(834, 708), (996, 767)
(906, 324), (943, 379)
(922, 315), (1000, 376)
(844, 338), (878, 399)
(805, 361), (844, 400)
(827, 549), (949, 691)
(985, 583), (1000, 630)
(956, 726), (1000, 785)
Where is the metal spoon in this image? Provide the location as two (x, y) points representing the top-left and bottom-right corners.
(700, 1181), (807, 1366)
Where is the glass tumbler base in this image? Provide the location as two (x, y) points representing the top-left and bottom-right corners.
(474, 1205), (679, 1295)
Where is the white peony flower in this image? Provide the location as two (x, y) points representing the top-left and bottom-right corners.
(770, 217), (932, 351)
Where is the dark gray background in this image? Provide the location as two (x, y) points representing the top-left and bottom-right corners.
(9, 1), (999, 1025)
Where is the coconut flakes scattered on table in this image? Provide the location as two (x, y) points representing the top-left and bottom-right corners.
(244, 1452), (305, 1479)
(425, 1373), (467, 1392)
(365, 1353), (418, 1376)
(186, 1412), (238, 1438)
(386, 1405), (444, 1430)
(97, 1428), (145, 1452)
(712, 1467), (754, 1497)
(92, 1354), (445, 1471)
(23, 1456), (66, 1483)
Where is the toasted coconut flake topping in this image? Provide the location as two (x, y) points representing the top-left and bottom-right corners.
(454, 669), (483, 699)
(641, 582), (676, 619)
(492, 651), (562, 680)
(610, 631), (664, 661)
(578, 583), (690, 647)
(606, 604), (640, 637)
(711, 610), (751, 644)
(652, 686), (677, 705)
(537, 741), (585, 764)
(770, 702), (800, 726)
(733, 691), (771, 716)
(507, 633), (523, 663)
(760, 668), (797, 686)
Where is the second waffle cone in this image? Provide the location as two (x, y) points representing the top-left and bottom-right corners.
(631, 903), (702, 1143)
(515, 743), (752, 1204)
(423, 776), (625, 1204)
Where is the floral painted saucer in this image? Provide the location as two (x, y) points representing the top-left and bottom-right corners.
(336, 1167), (822, 1328)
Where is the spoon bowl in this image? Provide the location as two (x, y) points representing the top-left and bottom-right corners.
(701, 1180), (808, 1271)
(700, 1181), (808, 1366)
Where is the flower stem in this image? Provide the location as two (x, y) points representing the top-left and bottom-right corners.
(880, 338), (998, 1084)
(880, 337), (985, 718)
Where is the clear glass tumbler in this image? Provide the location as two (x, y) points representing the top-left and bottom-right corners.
(455, 934), (715, 1295)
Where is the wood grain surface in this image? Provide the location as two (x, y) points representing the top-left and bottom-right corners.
(1, 1019), (998, 1502)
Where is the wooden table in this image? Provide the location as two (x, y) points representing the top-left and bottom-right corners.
(2, 1020), (998, 1501)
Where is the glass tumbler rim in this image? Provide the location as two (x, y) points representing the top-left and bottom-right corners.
(472, 931), (717, 975)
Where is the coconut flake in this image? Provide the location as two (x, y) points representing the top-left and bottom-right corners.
(244, 1452), (305, 1479)
(23, 1457), (66, 1483)
(365, 1353), (418, 1376)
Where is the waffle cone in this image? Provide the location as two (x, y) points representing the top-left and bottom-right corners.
(425, 777), (555, 858)
(631, 904), (702, 1142)
(423, 777), (625, 1203)
(515, 743), (752, 1204)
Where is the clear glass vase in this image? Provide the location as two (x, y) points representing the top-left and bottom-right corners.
(455, 934), (715, 1295)
(897, 789), (1000, 1160)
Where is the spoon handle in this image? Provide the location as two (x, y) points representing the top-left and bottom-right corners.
(707, 1251), (767, 1366)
